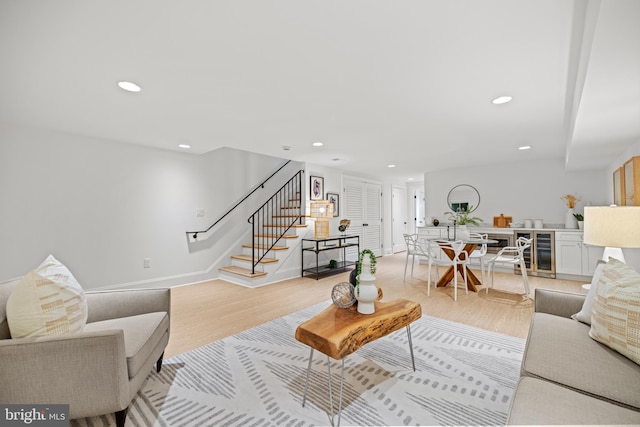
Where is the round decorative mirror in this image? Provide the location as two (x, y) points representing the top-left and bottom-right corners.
(447, 184), (480, 213)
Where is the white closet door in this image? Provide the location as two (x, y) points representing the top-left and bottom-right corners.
(344, 178), (383, 258)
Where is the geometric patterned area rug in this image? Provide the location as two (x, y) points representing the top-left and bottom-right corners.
(72, 301), (525, 427)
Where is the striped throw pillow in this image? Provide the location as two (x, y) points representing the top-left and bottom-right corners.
(589, 258), (640, 365)
(6, 255), (88, 338)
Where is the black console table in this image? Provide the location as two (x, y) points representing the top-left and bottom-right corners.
(301, 235), (360, 279)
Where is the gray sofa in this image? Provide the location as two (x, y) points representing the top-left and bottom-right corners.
(507, 289), (640, 425)
(0, 285), (170, 427)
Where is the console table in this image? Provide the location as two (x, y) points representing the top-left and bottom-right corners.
(301, 235), (359, 279)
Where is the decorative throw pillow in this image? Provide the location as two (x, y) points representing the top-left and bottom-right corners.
(6, 255), (88, 338)
(589, 258), (640, 365)
(572, 259), (607, 325)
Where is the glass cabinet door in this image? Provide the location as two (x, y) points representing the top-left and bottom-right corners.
(624, 157), (639, 206)
(613, 167), (624, 206)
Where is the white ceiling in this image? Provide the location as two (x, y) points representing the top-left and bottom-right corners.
(1, 0), (638, 181)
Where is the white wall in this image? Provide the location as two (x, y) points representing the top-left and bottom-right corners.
(424, 155), (640, 271)
(0, 123), (302, 289)
(424, 158), (607, 227)
(5, 122), (634, 289)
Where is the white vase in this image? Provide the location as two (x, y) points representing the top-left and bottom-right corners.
(455, 224), (468, 240)
(565, 209), (578, 229)
(356, 256), (377, 314)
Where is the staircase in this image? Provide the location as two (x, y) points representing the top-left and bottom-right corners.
(219, 170), (306, 284)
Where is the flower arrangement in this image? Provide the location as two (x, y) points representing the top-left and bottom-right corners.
(560, 194), (581, 209)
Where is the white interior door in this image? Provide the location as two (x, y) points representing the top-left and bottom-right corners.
(392, 185), (407, 253)
(414, 188), (425, 230)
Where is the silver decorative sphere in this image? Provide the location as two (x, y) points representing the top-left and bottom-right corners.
(331, 282), (356, 308)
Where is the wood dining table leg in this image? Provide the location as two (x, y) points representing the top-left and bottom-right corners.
(435, 243), (480, 292)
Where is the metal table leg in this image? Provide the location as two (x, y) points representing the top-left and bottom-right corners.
(302, 349), (346, 427)
(406, 325), (416, 371)
(301, 319), (417, 426)
(302, 348), (314, 407)
(326, 356), (345, 427)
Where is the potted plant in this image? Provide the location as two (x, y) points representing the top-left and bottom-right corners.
(573, 212), (584, 230)
(355, 249), (377, 314)
(443, 205), (483, 226)
(356, 249), (377, 290)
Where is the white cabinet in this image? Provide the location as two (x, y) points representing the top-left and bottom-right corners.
(555, 232), (583, 275)
(582, 244), (604, 276)
(555, 232), (603, 276)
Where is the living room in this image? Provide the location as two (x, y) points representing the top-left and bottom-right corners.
(2, 1), (640, 426)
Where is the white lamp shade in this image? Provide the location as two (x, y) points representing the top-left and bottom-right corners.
(583, 206), (640, 248)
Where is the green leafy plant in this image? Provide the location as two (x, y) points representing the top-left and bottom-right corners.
(356, 249), (377, 295)
(328, 259), (338, 269)
(443, 205), (483, 226)
(573, 213), (584, 221)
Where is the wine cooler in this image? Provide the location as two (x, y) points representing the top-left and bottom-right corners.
(514, 231), (556, 278)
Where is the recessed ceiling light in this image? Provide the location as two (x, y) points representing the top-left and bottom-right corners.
(408, 178), (414, 181)
(492, 95), (512, 105)
(387, 164), (396, 168)
(518, 145), (531, 150)
(282, 145), (291, 151)
(117, 81), (141, 93)
(312, 142), (323, 147)
(178, 144), (191, 149)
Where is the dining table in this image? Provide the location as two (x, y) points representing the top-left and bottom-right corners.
(423, 237), (498, 292)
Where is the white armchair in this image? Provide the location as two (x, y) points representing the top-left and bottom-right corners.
(0, 285), (170, 427)
(403, 233), (434, 281)
(468, 232), (488, 283)
(485, 236), (532, 295)
(427, 239), (470, 301)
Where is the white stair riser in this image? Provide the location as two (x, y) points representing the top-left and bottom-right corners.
(230, 258), (280, 274)
(241, 247), (289, 258)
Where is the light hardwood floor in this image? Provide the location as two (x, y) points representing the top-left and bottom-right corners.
(165, 252), (585, 358)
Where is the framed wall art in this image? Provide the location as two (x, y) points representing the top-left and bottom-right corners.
(310, 176), (324, 200)
(326, 192), (339, 216)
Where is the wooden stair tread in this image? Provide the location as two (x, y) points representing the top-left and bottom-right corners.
(231, 254), (278, 264)
(219, 265), (268, 278)
(242, 244), (289, 250)
(255, 234), (299, 239)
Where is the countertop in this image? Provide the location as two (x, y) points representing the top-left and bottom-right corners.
(418, 225), (583, 234)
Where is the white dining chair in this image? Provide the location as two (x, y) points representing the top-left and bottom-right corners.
(427, 239), (469, 301)
(485, 236), (532, 295)
(468, 232), (488, 283)
(403, 234), (432, 281)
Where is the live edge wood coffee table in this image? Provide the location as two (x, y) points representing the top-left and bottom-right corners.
(295, 299), (422, 426)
